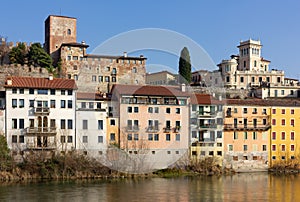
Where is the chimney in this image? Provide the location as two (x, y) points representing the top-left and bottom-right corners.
(7, 77), (12, 86)
(181, 83), (186, 92)
(49, 74), (53, 80)
(123, 52), (127, 57)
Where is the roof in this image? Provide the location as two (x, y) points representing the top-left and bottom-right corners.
(46, 15), (76, 20)
(146, 70), (176, 76)
(111, 84), (190, 97)
(61, 42), (89, 48)
(191, 94), (225, 105)
(226, 98), (300, 107)
(77, 92), (109, 100)
(86, 54), (147, 60)
(4, 76), (77, 90)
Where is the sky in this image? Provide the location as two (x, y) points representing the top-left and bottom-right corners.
(1, 1), (300, 78)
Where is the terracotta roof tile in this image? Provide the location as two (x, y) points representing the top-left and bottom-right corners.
(77, 92), (109, 100)
(191, 94), (225, 105)
(4, 76), (77, 90)
(226, 98), (300, 107)
(111, 84), (190, 97)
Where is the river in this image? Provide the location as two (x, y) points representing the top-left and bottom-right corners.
(0, 173), (299, 201)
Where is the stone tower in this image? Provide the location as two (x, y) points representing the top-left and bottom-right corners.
(44, 15), (77, 65)
(237, 39), (262, 71)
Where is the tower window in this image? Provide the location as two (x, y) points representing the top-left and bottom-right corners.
(67, 29), (71, 35)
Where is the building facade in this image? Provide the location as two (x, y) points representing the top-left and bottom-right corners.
(4, 76), (77, 153)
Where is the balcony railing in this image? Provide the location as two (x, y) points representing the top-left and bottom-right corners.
(25, 127), (57, 136)
(163, 127), (172, 133)
(146, 126), (159, 132)
(34, 107), (50, 115)
(198, 111), (217, 117)
(126, 125), (139, 132)
(173, 126), (181, 133)
(26, 142), (56, 150)
(224, 124), (271, 131)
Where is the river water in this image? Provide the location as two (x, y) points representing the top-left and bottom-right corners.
(0, 173), (299, 202)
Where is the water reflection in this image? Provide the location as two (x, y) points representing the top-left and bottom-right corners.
(0, 174), (299, 201)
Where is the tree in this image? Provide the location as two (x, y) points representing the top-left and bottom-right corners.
(0, 135), (12, 171)
(28, 43), (53, 69)
(0, 36), (10, 65)
(9, 42), (27, 65)
(178, 47), (191, 84)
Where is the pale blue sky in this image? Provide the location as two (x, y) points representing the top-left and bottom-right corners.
(1, 1), (300, 78)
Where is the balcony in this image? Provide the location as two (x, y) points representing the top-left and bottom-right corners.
(26, 142), (56, 150)
(199, 124), (217, 130)
(198, 111), (217, 118)
(25, 127), (57, 136)
(146, 126), (159, 132)
(224, 124), (271, 131)
(173, 126), (181, 133)
(126, 125), (139, 132)
(163, 126), (172, 133)
(34, 107), (50, 115)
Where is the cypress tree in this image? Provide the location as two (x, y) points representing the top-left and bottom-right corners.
(178, 47), (191, 84)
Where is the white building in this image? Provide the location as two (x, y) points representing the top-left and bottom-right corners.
(76, 92), (108, 158)
(4, 76), (77, 153)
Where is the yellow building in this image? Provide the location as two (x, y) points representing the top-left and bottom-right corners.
(269, 100), (300, 167)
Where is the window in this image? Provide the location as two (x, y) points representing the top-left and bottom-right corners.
(272, 109), (276, 114)
(134, 107), (139, 113)
(252, 108), (257, 114)
(176, 108), (180, 114)
(29, 88), (34, 94)
(50, 100), (55, 108)
(73, 56), (78, 61)
(89, 102), (93, 109)
(98, 120), (103, 130)
(98, 136), (103, 143)
(12, 88), (17, 94)
(272, 119), (276, 126)
(127, 107), (132, 113)
(282, 145), (286, 152)
(19, 99), (24, 108)
(38, 89), (48, 95)
(154, 134), (159, 141)
(134, 134), (139, 141)
(228, 145), (233, 151)
(272, 132), (276, 140)
(243, 108), (247, 114)
(243, 145), (248, 151)
(61, 100), (66, 108)
(291, 145), (295, 151)
(148, 134), (153, 141)
(67, 28), (71, 35)
(29, 100), (34, 107)
(12, 119), (17, 129)
(81, 102), (86, 109)
(19, 119), (24, 129)
(127, 134), (132, 141)
(83, 136), (88, 143)
(67, 136), (73, 143)
(282, 109), (285, 114)
(166, 108), (170, 114)
(132, 67), (137, 73)
(281, 119), (285, 126)
(154, 107), (159, 113)
(74, 74), (78, 81)
(50, 119), (55, 128)
(67, 120), (73, 129)
(19, 135), (24, 143)
(253, 132), (257, 140)
(291, 109), (294, 114)
(233, 132), (238, 140)
(291, 132), (295, 140)
(60, 90), (65, 95)
(61, 136), (66, 143)
(12, 99), (17, 108)
(83, 120), (88, 130)
(240, 77), (244, 83)
(19, 89), (24, 94)
(263, 108), (267, 114)
(68, 90), (72, 95)
(176, 134), (180, 141)
(105, 76), (110, 82)
(166, 134), (170, 141)
(12, 135), (17, 143)
(281, 132), (285, 140)
(61, 119), (66, 129)
(67, 55), (71, 61)
(262, 145), (267, 151)
(244, 132), (248, 140)
(148, 107), (153, 113)
(217, 131), (222, 138)
(281, 90), (285, 96)
(110, 119), (115, 126)
(291, 119), (295, 126)
(68, 100), (73, 108)
(112, 77), (116, 82)
(110, 133), (115, 141)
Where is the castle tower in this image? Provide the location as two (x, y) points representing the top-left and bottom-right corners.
(237, 39), (262, 71)
(44, 15), (77, 65)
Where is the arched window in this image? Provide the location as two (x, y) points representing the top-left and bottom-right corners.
(132, 67), (137, 73)
(254, 60), (257, 67)
(67, 29), (71, 35)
